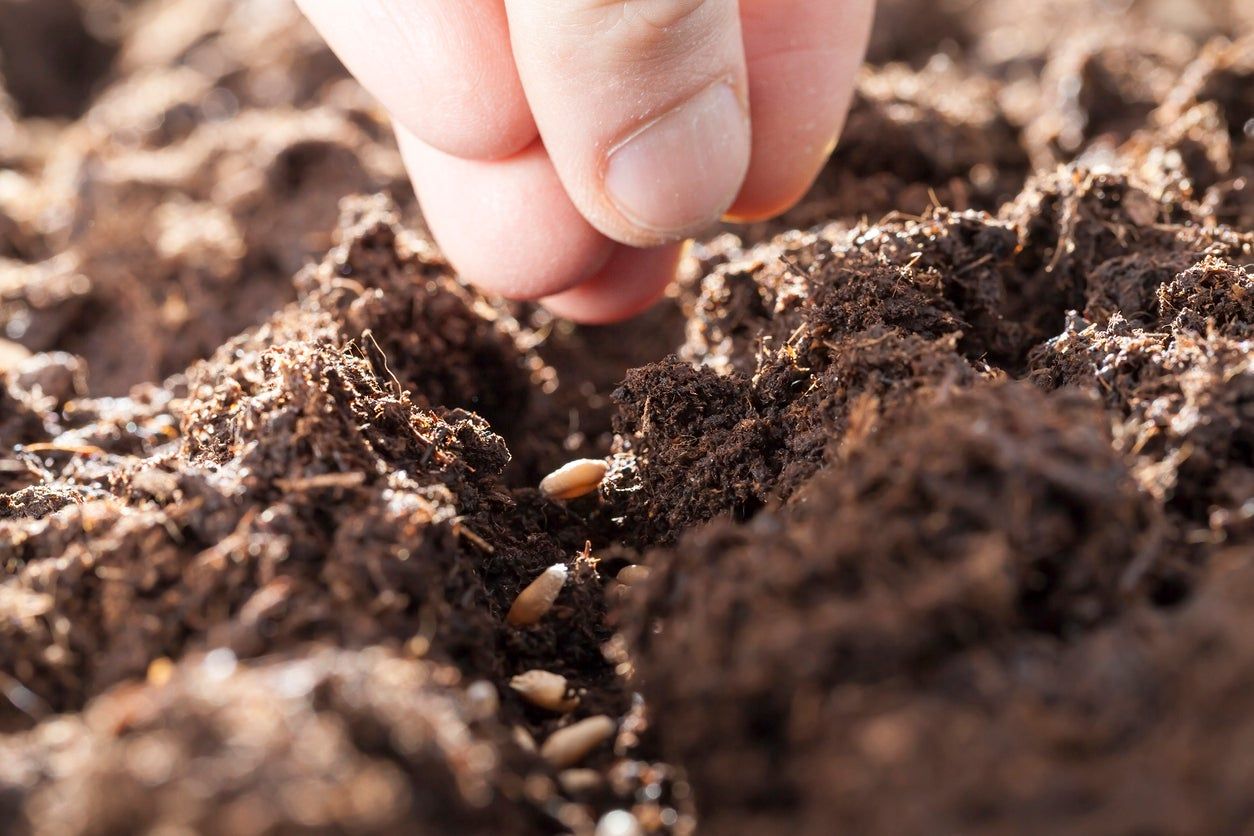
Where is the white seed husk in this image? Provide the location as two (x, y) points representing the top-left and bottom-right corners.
(539, 458), (609, 500)
(510, 669), (579, 713)
(540, 715), (616, 768)
(507, 564), (568, 627)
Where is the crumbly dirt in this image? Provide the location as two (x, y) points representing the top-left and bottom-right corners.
(0, 1), (1252, 834)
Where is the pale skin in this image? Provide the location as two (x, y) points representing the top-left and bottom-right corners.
(297, 0), (876, 323)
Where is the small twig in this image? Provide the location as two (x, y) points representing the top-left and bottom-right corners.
(361, 328), (403, 396)
(274, 472), (367, 492)
(452, 518), (495, 553)
(18, 442), (108, 457)
(779, 256), (809, 281)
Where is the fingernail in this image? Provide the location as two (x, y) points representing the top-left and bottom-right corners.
(604, 82), (749, 237)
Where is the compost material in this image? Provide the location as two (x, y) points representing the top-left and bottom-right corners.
(0, 0), (1251, 833)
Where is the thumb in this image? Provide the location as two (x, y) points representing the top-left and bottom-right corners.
(504, 0), (750, 247)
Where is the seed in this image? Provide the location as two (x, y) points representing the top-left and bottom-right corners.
(510, 669), (579, 713)
(558, 802), (596, 832)
(507, 564), (568, 627)
(558, 768), (603, 794)
(615, 564), (652, 586)
(513, 726), (537, 753)
(605, 580), (629, 606)
(539, 458), (609, 500)
(524, 774), (554, 803)
(540, 715), (616, 768)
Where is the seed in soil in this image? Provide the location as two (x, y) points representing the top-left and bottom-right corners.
(513, 726), (538, 753)
(540, 715), (617, 768)
(539, 458), (609, 500)
(558, 768), (604, 794)
(507, 563), (568, 627)
(616, 565), (652, 586)
(509, 669), (579, 713)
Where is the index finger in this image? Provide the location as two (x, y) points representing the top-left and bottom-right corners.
(296, 0), (536, 160)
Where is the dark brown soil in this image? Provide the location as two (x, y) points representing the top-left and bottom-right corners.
(1, 1), (1251, 835)
(0, 647), (540, 835)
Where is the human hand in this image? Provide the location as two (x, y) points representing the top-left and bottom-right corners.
(297, 0), (875, 322)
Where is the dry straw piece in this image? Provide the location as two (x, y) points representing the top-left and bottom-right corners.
(539, 458), (609, 500)
(507, 564), (568, 627)
(510, 669), (579, 713)
(540, 715), (617, 768)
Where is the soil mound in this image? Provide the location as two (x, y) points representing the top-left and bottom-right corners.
(1, 1), (1251, 833)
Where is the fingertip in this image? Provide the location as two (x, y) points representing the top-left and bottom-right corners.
(415, 91), (538, 162)
(600, 81), (752, 244)
(541, 242), (684, 324)
(399, 130), (616, 300)
(728, 0), (872, 223)
(724, 134), (836, 222)
(298, 0), (537, 162)
(504, 0), (751, 247)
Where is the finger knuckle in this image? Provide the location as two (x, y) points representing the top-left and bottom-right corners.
(625, 0), (707, 32)
(582, 0), (709, 43)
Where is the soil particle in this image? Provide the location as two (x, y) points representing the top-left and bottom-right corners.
(0, 202), (632, 831)
(1031, 314), (1253, 539)
(291, 196), (535, 445)
(0, 0), (117, 118)
(631, 543), (1254, 835)
(603, 230), (985, 547)
(2, 1), (1253, 834)
(1023, 31), (1195, 165)
(0, 0), (405, 397)
(623, 383), (1167, 835)
(0, 647), (538, 835)
(1157, 255), (1254, 335)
